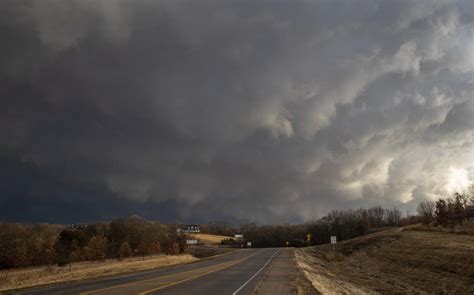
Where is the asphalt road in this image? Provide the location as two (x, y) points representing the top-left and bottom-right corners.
(16, 248), (281, 295)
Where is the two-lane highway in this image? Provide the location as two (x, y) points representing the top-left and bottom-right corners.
(17, 248), (281, 295)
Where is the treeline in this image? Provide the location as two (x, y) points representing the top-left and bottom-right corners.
(308, 206), (402, 245)
(0, 216), (186, 269)
(209, 193), (474, 248)
(417, 192), (474, 226)
(2, 192), (472, 268)
(205, 206), (403, 248)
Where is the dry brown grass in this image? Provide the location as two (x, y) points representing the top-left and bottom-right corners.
(192, 233), (231, 245)
(0, 254), (197, 292)
(296, 229), (474, 294)
(403, 219), (474, 235)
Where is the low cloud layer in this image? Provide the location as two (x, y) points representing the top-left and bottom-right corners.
(1, 0), (473, 223)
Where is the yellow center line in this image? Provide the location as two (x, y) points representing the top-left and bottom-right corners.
(131, 260), (237, 287)
(138, 250), (267, 295)
(79, 249), (266, 295)
(78, 262), (230, 295)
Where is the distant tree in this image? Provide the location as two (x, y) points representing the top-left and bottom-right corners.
(385, 207), (401, 226)
(69, 240), (82, 262)
(356, 209), (370, 235)
(169, 242), (180, 255)
(13, 239), (30, 267)
(32, 237), (45, 265)
(54, 227), (90, 265)
(148, 241), (161, 255)
(117, 241), (133, 259)
(435, 199), (449, 226)
(85, 236), (107, 261)
(43, 236), (56, 265)
(205, 221), (235, 236)
(368, 206), (385, 227)
(466, 185), (474, 205)
(453, 193), (466, 225)
(417, 201), (436, 224)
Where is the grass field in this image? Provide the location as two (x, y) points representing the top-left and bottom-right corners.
(0, 254), (197, 292)
(192, 233), (231, 245)
(404, 219), (474, 235)
(295, 229), (474, 294)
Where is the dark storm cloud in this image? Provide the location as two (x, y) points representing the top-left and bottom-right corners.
(0, 0), (473, 223)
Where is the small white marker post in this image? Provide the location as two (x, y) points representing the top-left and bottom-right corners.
(330, 236), (337, 263)
(186, 239), (198, 258)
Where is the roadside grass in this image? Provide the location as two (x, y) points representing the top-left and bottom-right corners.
(403, 219), (474, 235)
(0, 254), (197, 292)
(296, 229), (474, 294)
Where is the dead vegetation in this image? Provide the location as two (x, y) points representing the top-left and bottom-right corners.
(191, 233), (231, 245)
(296, 229), (474, 294)
(403, 219), (474, 235)
(0, 254), (196, 292)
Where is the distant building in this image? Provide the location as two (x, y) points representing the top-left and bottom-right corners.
(178, 225), (200, 233)
(70, 224), (87, 230)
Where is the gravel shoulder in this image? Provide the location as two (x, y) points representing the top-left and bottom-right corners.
(254, 248), (318, 295)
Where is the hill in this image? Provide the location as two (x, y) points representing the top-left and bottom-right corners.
(192, 233), (231, 245)
(295, 229), (474, 294)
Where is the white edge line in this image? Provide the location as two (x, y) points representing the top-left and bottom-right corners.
(232, 248), (281, 295)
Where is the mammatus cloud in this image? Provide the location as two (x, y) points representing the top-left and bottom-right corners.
(0, 0), (473, 223)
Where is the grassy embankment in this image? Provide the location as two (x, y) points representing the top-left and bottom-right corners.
(0, 254), (196, 292)
(296, 228), (474, 294)
(191, 233), (230, 245)
(403, 219), (474, 235)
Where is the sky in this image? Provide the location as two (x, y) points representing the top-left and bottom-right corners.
(0, 0), (473, 224)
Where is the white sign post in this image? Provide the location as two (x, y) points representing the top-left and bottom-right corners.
(186, 240), (198, 257)
(247, 241), (252, 248)
(330, 236), (337, 263)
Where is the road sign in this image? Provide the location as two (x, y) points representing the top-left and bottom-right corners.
(234, 234), (243, 238)
(330, 236), (337, 263)
(306, 233), (312, 246)
(186, 240), (198, 245)
(247, 242), (252, 247)
(183, 225), (200, 233)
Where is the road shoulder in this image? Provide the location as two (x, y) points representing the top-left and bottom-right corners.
(254, 248), (318, 295)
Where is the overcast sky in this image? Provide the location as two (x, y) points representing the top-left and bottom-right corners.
(1, 0), (473, 224)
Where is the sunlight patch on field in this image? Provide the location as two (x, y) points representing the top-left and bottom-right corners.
(192, 234), (231, 245)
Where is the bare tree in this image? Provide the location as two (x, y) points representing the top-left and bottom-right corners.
(435, 199), (449, 226)
(417, 201), (436, 224)
(467, 184), (474, 205)
(453, 193), (466, 225)
(385, 207), (401, 226)
(85, 236), (107, 261)
(117, 242), (133, 259)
